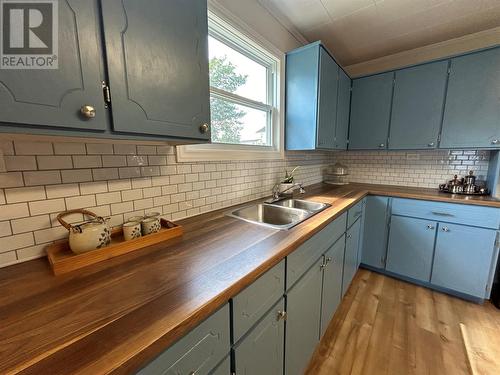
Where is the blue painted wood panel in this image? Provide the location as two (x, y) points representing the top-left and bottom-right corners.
(287, 212), (347, 289)
(101, 0), (210, 140)
(210, 356), (230, 375)
(316, 47), (338, 149)
(138, 304), (230, 375)
(232, 260), (284, 343)
(361, 196), (390, 269)
(349, 72), (393, 149)
(285, 44), (320, 150)
(285, 257), (323, 375)
(343, 218), (362, 296)
(0, 0), (107, 131)
(391, 198), (500, 229)
(432, 223), (497, 298)
(440, 47), (500, 149)
(335, 69), (351, 150)
(233, 299), (285, 375)
(386, 216), (437, 282)
(389, 61), (448, 150)
(320, 235), (345, 337)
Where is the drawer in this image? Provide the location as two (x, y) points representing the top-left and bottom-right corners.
(287, 212), (347, 289)
(232, 260), (285, 343)
(347, 199), (364, 228)
(210, 356), (230, 375)
(138, 304), (230, 375)
(392, 198), (500, 229)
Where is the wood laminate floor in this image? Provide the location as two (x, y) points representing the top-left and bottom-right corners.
(306, 269), (500, 375)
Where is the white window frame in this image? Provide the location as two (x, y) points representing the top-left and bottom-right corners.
(176, 3), (284, 162)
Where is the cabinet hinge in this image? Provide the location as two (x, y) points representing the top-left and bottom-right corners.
(102, 81), (111, 108)
(447, 67), (451, 74)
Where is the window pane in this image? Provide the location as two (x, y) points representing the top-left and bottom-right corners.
(210, 96), (270, 146)
(209, 36), (268, 103)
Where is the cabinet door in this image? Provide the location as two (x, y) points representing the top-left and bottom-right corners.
(335, 69), (351, 150)
(432, 224), (497, 298)
(320, 236), (345, 337)
(210, 356), (230, 375)
(101, 0), (210, 140)
(0, 0), (107, 131)
(316, 47), (338, 149)
(233, 299), (285, 375)
(386, 216), (437, 282)
(285, 257), (323, 375)
(361, 196), (390, 269)
(349, 72), (393, 150)
(343, 218), (361, 296)
(389, 61), (448, 149)
(440, 48), (500, 149)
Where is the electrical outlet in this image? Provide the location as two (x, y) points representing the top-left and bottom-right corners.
(406, 153), (420, 161)
(0, 149), (6, 172)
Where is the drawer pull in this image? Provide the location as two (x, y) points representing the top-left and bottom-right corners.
(277, 310), (287, 321)
(442, 226), (450, 232)
(427, 224), (435, 230)
(326, 256), (333, 264)
(347, 234), (352, 239)
(431, 211), (454, 217)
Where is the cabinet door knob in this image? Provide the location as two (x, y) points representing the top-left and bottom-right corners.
(326, 256), (332, 264)
(277, 310), (287, 321)
(80, 105), (96, 119)
(442, 226), (450, 232)
(427, 224), (435, 230)
(347, 234), (352, 239)
(199, 123), (210, 134)
(428, 142), (435, 147)
(492, 139), (499, 145)
(378, 143), (385, 148)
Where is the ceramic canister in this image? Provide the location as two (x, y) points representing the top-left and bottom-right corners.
(123, 221), (142, 241)
(141, 217), (161, 235)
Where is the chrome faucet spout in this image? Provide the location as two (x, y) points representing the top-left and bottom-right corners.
(270, 182), (305, 202)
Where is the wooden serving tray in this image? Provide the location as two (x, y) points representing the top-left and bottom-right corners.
(47, 219), (183, 275)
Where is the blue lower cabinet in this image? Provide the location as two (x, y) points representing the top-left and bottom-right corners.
(361, 196), (390, 269)
(343, 218), (362, 296)
(285, 257), (324, 375)
(233, 298), (285, 375)
(138, 304), (230, 375)
(431, 223), (498, 298)
(320, 235), (345, 337)
(386, 216), (437, 282)
(210, 356), (230, 375)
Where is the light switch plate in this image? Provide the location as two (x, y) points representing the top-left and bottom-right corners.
(0, 149), (6, 172)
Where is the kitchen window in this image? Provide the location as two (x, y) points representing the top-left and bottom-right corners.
(177, 7), (283, 161)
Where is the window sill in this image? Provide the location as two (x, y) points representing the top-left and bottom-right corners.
(176, 143), (284, 162)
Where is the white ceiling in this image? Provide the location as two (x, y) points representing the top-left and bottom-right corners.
(259, 0), (500, 66)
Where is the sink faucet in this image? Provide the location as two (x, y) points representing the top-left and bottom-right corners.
(270, 182), (305, 202)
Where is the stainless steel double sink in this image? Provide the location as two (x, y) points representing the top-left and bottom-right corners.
(227, 199), (331, 230)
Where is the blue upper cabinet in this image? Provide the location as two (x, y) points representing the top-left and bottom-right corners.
(335, 69), (351, 150)
(440, 48), (500, 149)
(349, 72), (393, 150)
(286, 42), (349, 150)
(0, 0), (107, 131)
(316, 48), (339, 149)
(101, 0), (210, 140)
(389, 61), (448, 150)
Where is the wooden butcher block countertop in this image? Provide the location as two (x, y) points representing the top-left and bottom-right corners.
(1, 183), (499, 374)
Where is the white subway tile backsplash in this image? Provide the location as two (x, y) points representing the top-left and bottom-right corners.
(46, 184), (80, 199)
(137, 145), (157, 155)
(4, 155), (37, 171)
(54, 142), (87, 155)
(29, 198), (66, 215)
(0, 203), (29, 221)
(61, 169), (93, 183)
(0, 221), (12, 237)
(92, 168), (119, 181)
(86, 143), (114, 155)
(65, 195), (96, 210)
(0, 251), (17, 265)
(0, 172), (24, 188)
(96, 191), (122, 206)
(79, 181), (108, 195)
(102, 155), (127, 167)
(11, 215), (51, 234)
(4, 186), (46, 204)
(15, 141), (53, 155)
(37, 156), (73, 170)
(0, 232), (34, 252)
(113, 144), (137, 155)
(73, 155), (102, 169)
(24, 171), (61, 186)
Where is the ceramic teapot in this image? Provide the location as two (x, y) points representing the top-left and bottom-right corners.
(57, 209), (111, 254)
